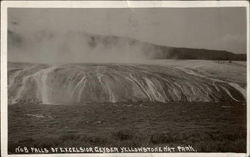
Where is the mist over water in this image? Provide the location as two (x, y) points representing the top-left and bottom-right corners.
(7, 28), (246, 105)
(8, 30), (166, 64)
(8, 27), (247, 65)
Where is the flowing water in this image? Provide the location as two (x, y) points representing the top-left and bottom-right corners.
(8, 63), (245, 105)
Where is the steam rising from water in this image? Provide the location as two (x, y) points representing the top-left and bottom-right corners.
(8, 29), (246, 64)
(8, 30), (163, 64)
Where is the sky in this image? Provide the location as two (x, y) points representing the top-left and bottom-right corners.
(8, 7), (247, 63)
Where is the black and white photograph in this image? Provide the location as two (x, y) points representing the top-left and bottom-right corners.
(1, 1), (249, 156)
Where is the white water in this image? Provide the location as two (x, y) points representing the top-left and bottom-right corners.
(8, 63), (245, 105)
(177, 67), (246, 101)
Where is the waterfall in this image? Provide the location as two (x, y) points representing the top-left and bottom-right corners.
(8, 63), (246, 105)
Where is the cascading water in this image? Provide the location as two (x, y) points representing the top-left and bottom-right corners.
(32, 67), (57, 104)
(8, 63), (246, 105)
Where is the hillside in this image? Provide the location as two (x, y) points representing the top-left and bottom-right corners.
(8, 62), (245, 105)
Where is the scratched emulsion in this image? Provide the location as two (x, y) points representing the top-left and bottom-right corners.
(8, 63), (245, 105)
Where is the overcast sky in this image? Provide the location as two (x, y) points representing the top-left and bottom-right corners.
(8, 7), (246, 56)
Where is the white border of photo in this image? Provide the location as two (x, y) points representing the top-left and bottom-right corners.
(1, 1), (249, 157)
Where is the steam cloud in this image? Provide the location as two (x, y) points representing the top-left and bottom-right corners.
(8, 28), (247, 64)
(8, 29), (160, 64)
